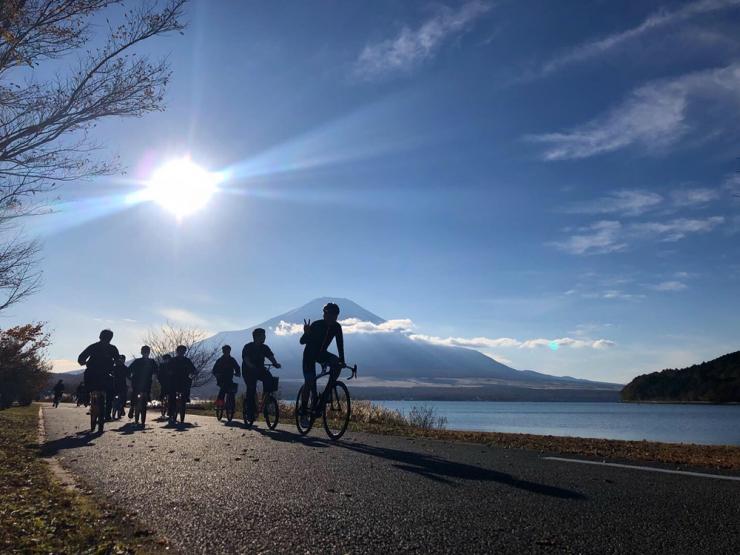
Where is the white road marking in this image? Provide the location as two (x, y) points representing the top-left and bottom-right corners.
(542, 456), (740, 482)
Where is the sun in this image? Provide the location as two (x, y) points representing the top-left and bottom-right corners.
(147, 158), (219, 218)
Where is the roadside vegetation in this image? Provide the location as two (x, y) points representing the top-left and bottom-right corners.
(0, 404), (161, 554)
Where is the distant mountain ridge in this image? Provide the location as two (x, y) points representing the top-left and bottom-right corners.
(196, 297), (621, 399)
(621, 351), (740, 403)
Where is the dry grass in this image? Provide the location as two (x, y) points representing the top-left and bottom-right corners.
(0, 404), (162, 554)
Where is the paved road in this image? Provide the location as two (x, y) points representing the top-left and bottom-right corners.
(42, 404), (739, 554)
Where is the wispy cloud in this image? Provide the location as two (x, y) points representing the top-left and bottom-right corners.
(409, 334), (615, 350)
(631, 216), (725, 241)
(549, 220), (626, 255)
(354, 1), (491, 80)
(526, 63), (740, 160)
(650, 280), (689, 291)
(670, 187), (721, 207)
(562, 190), (663, 216)
(538, 0), (740, 77)
(551, 216), (724, 254)
(158, 308), (211, 328)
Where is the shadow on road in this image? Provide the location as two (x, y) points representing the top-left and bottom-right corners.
(335, 441), (585, 499)
(253, 426), (328, 448)
(41, 430), (99, 457)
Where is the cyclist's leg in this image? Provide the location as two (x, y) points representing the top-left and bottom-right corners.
(245, 372), (257, 419)
(301, 360), (317, 413)
(216, 384), (226, 403)
(320, 353), (342, 401)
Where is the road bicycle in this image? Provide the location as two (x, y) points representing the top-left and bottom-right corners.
(89, 390), (106, 433)
(168, 391), (186, 425)
(216, 382), (238, 422)
(243, 364), (279, 430)
(295, 363), (357, 440)
(132, 391), (148, 428)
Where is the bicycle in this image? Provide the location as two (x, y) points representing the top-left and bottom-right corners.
(216, 382), (238, 422)
(167, 391), (186, 425)
(89, 390), (106, 433)
(295, 363), (357, 440)
(132, 391), (148, 428)
(243, 364), (279, 430)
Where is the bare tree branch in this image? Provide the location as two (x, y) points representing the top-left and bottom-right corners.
(142, 322), (220, 389)
(0, 0), (187, 312)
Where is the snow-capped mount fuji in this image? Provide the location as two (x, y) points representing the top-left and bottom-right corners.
(196, 298), (621, 400)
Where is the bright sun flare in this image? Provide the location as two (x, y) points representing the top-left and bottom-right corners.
(147, 158), (218, 218)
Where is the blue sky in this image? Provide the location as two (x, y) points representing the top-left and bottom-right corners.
(4, 0), (740, 383)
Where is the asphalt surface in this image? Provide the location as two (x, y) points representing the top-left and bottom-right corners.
(42, 404), (739, 554)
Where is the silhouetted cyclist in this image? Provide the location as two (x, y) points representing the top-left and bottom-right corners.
(299, 302), (345, 428)
(77, 329), (120, 404)
(107, 354), (128, 418)
(212, 345), (240, 407)
(128, 346), (158, 419)
(157, 354), (172, 404)
(242, 328), (281, 422)
(52, 380), (64, 406)
(169, 345), (196, 403)
(75, 381), (86, 406)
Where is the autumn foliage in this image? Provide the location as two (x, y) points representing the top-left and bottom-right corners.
(0, 323), (51, 408)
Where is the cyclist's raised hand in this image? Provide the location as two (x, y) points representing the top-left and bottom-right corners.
(303, 319), (311, 334)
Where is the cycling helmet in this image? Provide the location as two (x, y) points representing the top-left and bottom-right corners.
(323, 302), (340, 316)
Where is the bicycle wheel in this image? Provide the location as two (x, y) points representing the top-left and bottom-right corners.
(323, 381), (351, 440)
(216, 406), (223, 421)
(295, 386), (314, 435)
(264, 395), (279, 430)
(226, 394), (235, 422)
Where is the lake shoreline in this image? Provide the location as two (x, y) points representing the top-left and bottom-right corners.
(353, 423), (740, 471)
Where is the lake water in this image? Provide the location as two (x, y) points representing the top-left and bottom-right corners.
(371, 401), (740, 446)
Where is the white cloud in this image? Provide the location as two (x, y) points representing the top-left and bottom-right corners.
(340, 318), (415, 334)
(631, 216), (724, 241)
(538, 0), (740, 76)
(354, 1), (491, 80)
(273, 318), (414, 336)
(563, 190), (663, 216)
(549, 220), (626, 255)
(51, 359), (81, 373)
(551, 216), (724, 255)
(273, 321), (304, 336)
(409, 334), (615, 350)
(671, 187), (721, 206)
(527, 64), (740, 160)
(650, 280), (688, 291)
(158, 308), (210, 328)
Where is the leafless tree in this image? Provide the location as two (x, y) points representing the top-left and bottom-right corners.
(142, 322), (220, 388)
(0, 0), (187, 312)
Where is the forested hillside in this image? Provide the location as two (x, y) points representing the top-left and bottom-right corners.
(621, 351), (740, 403)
